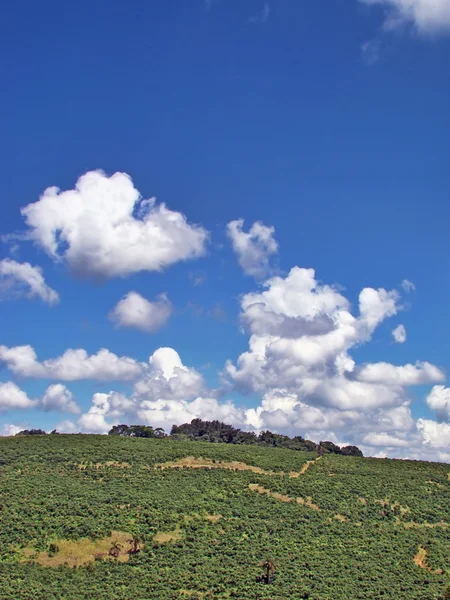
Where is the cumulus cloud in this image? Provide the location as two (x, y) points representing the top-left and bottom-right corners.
(355, 361), (444, 386)
(0, 259), (59, 305)
(392, 324), (406, 343)
(220, 265), (450, 461)
(0, 423), (25, 436)
(134, 347), (205, 400)
(0, 345), (143, 381)
(360, 0), (450, 34)
(68, 338), (448, 461)
(137, 396), (243, 432)
(78, 393), (113, 433)
(225, 267), (403, 395)
(109, 291), (173, 333)
(39, 384), (80, 414)
(426, 385), (450, 421)
(75, 346), (242, 434)
(417, 418), (450, 449)
(0, 381), (36, 411)
(226, 219), (278, 278)
(15, 170), (208, 280)
(55, 419), (77, 433)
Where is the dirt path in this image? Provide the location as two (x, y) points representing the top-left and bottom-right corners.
(289, 457), (322, 478)
(154, 455), (322, 478)
(248, 483), (320, 510)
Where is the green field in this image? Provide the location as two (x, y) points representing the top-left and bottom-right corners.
(0, 435), (449, 599)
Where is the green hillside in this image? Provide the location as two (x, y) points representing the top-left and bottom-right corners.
(0, 435), (449, 599)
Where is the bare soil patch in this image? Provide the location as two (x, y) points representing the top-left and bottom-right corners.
(289, 457), (322, 478)
(153, 528), (182, 544)
(248, 484), (320, 510)
(204, 514), (222, 523)
(21, 531), (133, 567)
(154, 456), (276, 475)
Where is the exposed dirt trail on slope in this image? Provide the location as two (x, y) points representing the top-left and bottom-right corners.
(154, 457), (279, 475)
(154, 455), (322, 478)
(248, 484), (320, 510)
(289, 456), (322, 478)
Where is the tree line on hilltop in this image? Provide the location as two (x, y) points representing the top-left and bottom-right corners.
(107, 419), (364, 457)
(14, 419), (363, 457)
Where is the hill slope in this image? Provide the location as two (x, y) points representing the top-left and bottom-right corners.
(0, 435), (449, 599)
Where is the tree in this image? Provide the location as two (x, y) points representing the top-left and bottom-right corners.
(109, 542), (121, 558)
(341, 445), (363, 457)
(319, 441), (342, 454)
(48, 543), (59, 555)
(259, 560), (276, 585)
(128, 536), (142, 554)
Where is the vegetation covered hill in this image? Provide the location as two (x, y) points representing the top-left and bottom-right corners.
(0, 434), (449, 599)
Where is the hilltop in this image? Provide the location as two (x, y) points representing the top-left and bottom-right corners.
(0, 434), (449, 599)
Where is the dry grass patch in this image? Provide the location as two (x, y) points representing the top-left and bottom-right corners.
(333, 514), (347, 522)
(396, 518), (448, 529)
(427, 480), (445, 489)
(357, 497), (367, 505)
(154, 456), (276, 475)
(20, 531), (133, 568)
(204, 514), (222, 523)
(289, 457), (321, 478)
(155, 455), (321, 479)
(414, 546), (428, 569)
(297, 496), (320, 511)
(248, 484), (320, 510)
(153, 528), (182, 544)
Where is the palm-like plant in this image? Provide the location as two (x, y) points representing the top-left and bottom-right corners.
(109, 541), (122, 558)
(260, 560), (276, 584)
(128, 536), (142, 554)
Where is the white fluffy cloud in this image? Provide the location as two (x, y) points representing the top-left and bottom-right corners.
(109, 291), (173, 333)
(39, 384), (80, 414)
(392, 324), (406, 343)
(362, 432), (409, 447)
(225, 267), (403, 395)
(134, 347), (205, 400)
(361, 0), (450, 34)
(417, 418), (450, 449)
(0, 345), (143, 381)
(55, 419), (77, 433)
(355, 361), (444, 385)
(226, 219), (278, 278)
(75, 346), (242, 434)
(17, 170), (208, 280)
(137, 397), (244, 432)
(78, 393), (113, 433)
(0, 382), (36, 411)
(0, 423), (25, 436)
(0, 259), (59, 305)
(425, 385), (450, 421)
(221, 265), (450, 461)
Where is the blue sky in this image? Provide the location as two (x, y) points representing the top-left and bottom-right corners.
(0, 0), (449, 460)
